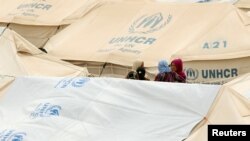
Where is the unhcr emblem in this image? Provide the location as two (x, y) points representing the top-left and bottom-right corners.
(129, 13), (172, 34)
(186, 68), (199, 80)
(30, 103), (62, 119)
(0, 130), (26, 141)
(55, 77), (90, 88)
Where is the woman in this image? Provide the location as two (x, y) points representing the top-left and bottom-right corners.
(126, 60), (144, 79)
(155, 60), (185, 83)
(170, 58), (186, 81)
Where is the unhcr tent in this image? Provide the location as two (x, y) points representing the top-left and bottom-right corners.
(0, 76), (221, 141)
(185, 73), (250, 141)
(0, 0), (102, 48)
(0, 27), (89, 77)
(44, 2), (250, 79)
(171, 4), (250, 84)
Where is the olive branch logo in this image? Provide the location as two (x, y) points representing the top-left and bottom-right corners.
(129, 13), (172, 34)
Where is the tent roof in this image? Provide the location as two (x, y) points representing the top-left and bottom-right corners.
(0, 27), (89, 77)
(0, 0), (102, 25)
(45, 2), (249, 66)
(171, 5), (250, 61)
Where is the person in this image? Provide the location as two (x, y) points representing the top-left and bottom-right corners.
(126, 71), (138, 79)
(126, 60), (144, 79)
(170, 58), (186, 81)
(136, 67), (150, 81)
(154, 60), (185, 83)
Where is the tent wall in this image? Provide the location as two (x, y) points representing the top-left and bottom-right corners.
(69, 60), (157, 80)
(183, 57), (250, 84)
(7, 23), (61, 48)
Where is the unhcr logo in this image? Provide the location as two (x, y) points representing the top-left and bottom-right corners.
(197, 0), (211, 3)
(17, 0), (52, 11)
(0, 130), (26, 141)
(129, 13), (172, 34)
(55, 77), (90, 88)
(30, 103), (62, 119)
(186, 68), (199, 80)
(71, 77), (90, 88)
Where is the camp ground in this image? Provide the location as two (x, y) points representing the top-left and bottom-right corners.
(44, 1), (250, 82)
(0, 0), (102, 48)
(0, 27), (89, 77)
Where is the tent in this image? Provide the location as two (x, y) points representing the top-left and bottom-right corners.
(0, 76), (14, 98)
(185, 73), (250, 141)
(170, 3), (250, 84)
(0, 0), (102, 48)
(0, 27), (89, 77)
(0, 76), (221, 141)
(44, 2), (249, 79)
(154, 0), (238, 3)
(235, 0), (250, 8)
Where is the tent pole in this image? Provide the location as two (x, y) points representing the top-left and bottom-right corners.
(99, 63), (107, 77)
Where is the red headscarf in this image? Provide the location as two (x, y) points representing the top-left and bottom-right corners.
(171, 58), (186, 80)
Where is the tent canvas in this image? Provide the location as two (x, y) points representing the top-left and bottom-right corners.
(0, 76), (14, 98)
(235, 0), (250, 8)
(44, 2), (249, 79)
(0, 76), (221, 141)
(171, 6), (250, 84)
(0, 27), (89, 77)
(0, 0), (103, 48)
(185, 73), (250, 141)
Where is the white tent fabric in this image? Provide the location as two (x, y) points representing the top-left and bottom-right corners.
(0, 27), (89, 77)
(0, 0), (103, 48)
(0, 76), (220, 141)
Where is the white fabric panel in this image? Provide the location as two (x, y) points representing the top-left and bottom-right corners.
(244, 91), (250, 99)
(0, 77), (220, 141)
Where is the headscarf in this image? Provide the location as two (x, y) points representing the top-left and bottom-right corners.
(171, 58), (186, 79)
(158, 60), (170, 73)
(132, 60), (144, 71)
